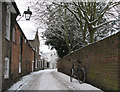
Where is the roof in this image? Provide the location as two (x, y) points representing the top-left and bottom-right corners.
(28, 30), (39, 41)
(16, 22), (35, 51)
(29, 39), (35, 41)
(12, 1), (20, 15)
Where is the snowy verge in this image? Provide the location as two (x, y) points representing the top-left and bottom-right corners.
(54, 71), (102, 90)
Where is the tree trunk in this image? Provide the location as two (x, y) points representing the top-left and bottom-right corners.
(82, 22), (87, 45)
(88, 24), (94, 43)
(89, 30), (94, 43)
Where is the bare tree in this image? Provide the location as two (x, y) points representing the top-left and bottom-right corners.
(53, 1), (120, 43)
(29, 0), (120, 57)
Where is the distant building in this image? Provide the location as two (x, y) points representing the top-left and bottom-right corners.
(40, 50), (58, 69)
(29, 30), (40, 71)
(49, 50), (58, 69)
(40, 56), (47, 69)
(40, 52), (48, 69)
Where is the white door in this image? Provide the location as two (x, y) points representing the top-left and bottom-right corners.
(35, 59), (37, 69)
(32, 61), (34, 71)
(19, 62), (21, 73)
(4, 57), (9, 79)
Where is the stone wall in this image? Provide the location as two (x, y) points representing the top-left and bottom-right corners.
(58, 32), (120, 91)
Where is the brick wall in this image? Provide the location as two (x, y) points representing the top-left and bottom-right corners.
(1, 2), (35, 91)
(58, 32), (120, 91)
(0, 1), (2, 91)
(11, 25), (21, 79)
(28, 47), (34, 72)
(22, 37), (27, 75)
(2, 3), (12, 90)
(118, 32), (120, 91)
(11, 24), (35, 79)
(24, 43), (31, 74)
(29, 31), (40, 71)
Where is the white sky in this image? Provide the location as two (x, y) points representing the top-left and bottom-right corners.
(15, 0), (51, 53)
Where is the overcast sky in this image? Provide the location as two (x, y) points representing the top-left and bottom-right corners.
(15, 0), (52, 53)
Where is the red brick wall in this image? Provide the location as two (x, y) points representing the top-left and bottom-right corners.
(11, 24), (35, 79)
(29, 47), (34, 72)
(58, 32), (120, 91)
(25, 43), (31, 74)
(22, 37), (27, 75)
(29, 31), (40, 71)
(11, 25), (21, 79)
(22, 32), (34, 75)
(118, 33), (120, 91)
(21, 37), (25, 75)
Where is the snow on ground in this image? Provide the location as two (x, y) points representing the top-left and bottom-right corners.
(8, 73), (32, 90)
(8, 69), (53, 90)
(8, 69), (103, 91)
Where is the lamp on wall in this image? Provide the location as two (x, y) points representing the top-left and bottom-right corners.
(24, 6), (32, 20)
(17, 6), (32, 21)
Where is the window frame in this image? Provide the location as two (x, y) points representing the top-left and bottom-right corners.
(12, 27), (16, 43)
(35, 59), (37, 69)
(5, 7), (11, 41)
(4, 57), (9, 79)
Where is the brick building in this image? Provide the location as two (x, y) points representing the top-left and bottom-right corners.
(1, 1), (37, 91)
(29, 30), (40, 71)
(1, 1), (20, 90)
(0, 1), (2, 91)
(11, 23), (35, 80)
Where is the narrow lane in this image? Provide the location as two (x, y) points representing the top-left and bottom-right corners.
(9, 69), (103, 91)
(21, 70), (70, 90)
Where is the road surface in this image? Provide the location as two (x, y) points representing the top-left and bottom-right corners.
(9, 69), (103, 91)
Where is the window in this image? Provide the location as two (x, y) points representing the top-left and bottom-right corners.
(25, 39), (26, 43)
(35, 59), (37, 69)
(19, 62), (21, 73)
(19, 55), (21, 73)
(19, 36), (23, 45)
(12, 27), (15, 42)
(32, 61), (34, 71)
(4, 57), (9, 79)
(5, 8), (11, 40)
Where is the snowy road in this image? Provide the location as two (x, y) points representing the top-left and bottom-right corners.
(9, 69), (103, 91)
(21, 70), (69, 90)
